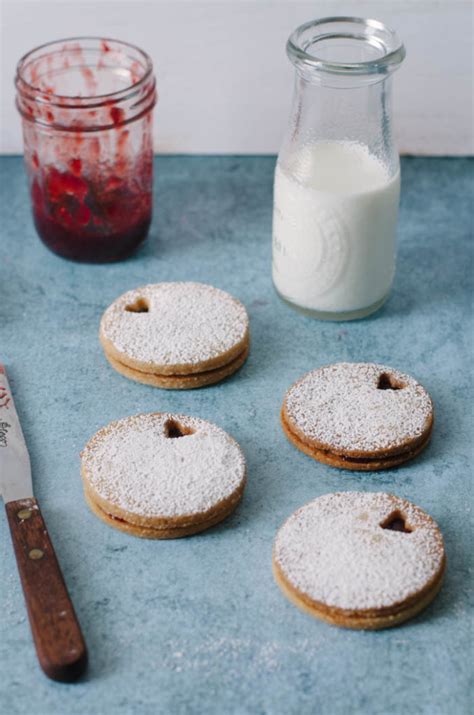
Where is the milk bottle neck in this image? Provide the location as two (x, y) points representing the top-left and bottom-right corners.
(281, 17), (405, 177)
(284, 72), (399, 176)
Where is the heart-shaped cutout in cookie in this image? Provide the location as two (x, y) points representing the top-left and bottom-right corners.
(125, 297), (149, 313)
(377, 372), (405, 390)
(380, 510), (412, 533)
(164, 419), (195, 439)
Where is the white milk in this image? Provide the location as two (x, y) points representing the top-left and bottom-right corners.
(272, 141), (400, 316)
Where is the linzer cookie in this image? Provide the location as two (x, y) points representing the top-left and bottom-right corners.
(100, 282), (249, 389)
(273, 492), (446, 629)
(282, 362), (433, 470)
(81, 413), (246, 538)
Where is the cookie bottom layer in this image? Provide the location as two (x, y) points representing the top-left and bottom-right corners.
(84, 488), (243, 539)
(281, 413), (432, 471)
(104, 343), (249, 389)
(273, 558), (445, 630)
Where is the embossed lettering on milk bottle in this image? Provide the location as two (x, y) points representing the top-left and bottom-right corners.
(272, 17), (405, 320)
(273, 141), (400, 313)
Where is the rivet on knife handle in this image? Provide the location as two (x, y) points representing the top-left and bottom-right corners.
(6, 497), (88, 682)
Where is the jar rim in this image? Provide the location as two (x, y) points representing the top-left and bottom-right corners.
(287, 17), (405, 76)
(15, 36), (154, 108)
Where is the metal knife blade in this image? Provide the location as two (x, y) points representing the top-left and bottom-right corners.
(0, 365), (33, 503)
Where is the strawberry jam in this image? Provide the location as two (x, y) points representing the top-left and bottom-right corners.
(30, 162), (152, 262)
(16, 38), (156, 262)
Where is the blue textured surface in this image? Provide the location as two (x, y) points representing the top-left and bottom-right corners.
(0, 156), (472, 715)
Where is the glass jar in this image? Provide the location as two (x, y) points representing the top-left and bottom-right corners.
(16, 38), (156, 263)
(272, 17), (405, 320)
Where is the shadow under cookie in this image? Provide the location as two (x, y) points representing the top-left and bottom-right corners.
(272, 557), (446, 630)
(104, 344), (249, 389)
(281, 411), (432, 471)
(84, 486), (244, 539)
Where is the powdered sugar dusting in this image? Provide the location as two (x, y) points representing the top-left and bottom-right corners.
(161, 635), (328, 675)
(100, 282), (249, 366)
(274, 492), (444, 610)
(82, 413), (246, 518)
(284, 363), (433, 453)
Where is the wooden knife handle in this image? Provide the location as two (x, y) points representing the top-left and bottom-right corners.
(5, 497), (88, 682)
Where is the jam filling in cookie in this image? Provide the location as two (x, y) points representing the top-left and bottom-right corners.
(100, 282), (250, 389)
(81, 412), (247, 538)
(273, 492), (445, 629)
(282, 362), (433, 470)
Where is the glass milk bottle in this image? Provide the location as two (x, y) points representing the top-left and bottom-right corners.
(272, 17), (405, 320)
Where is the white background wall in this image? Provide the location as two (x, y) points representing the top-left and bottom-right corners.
(1, 0), (472, 155)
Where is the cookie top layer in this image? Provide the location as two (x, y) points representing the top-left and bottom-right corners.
(81, 413), (246, 521)
(100, 282), (249, 373)
(273, 492), (445, 611)
(283, 363), (433, 456)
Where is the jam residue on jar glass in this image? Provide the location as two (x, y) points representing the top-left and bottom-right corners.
(16, 38), (157, 262)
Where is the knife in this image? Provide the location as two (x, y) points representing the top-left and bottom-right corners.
(0, 365), (87, 682)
